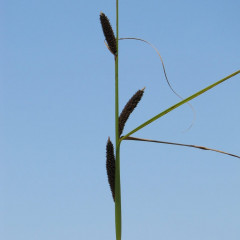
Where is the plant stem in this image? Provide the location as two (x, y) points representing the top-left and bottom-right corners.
(115, 0), (121, 239)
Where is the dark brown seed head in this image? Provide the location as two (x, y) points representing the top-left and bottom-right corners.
(106, 137), (115, 201)
(119, 88), (145, 137)
(100, 12), (117, 56)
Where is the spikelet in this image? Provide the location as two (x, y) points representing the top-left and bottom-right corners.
(100, 12), (117, 56)
(119, 88), (145, 136)
(106, 137), (115, 201)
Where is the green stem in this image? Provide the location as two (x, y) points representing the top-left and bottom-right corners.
(121, 70), (240, 142)
(115, 0), (121, 239)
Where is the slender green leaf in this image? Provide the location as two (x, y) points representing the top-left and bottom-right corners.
(120, 70), (240, 142)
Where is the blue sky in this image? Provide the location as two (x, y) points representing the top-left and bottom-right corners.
(1, 0), (240, 239)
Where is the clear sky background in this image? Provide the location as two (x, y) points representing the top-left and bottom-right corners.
(1, 0), (240, 239)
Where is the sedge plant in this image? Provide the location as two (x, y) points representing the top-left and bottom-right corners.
(100, 3), (240, 240)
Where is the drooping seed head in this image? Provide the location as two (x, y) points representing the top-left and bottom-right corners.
(106, 137), (115, 201)
(119, 88), (145, 136)
(100, 12), (117, 56)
